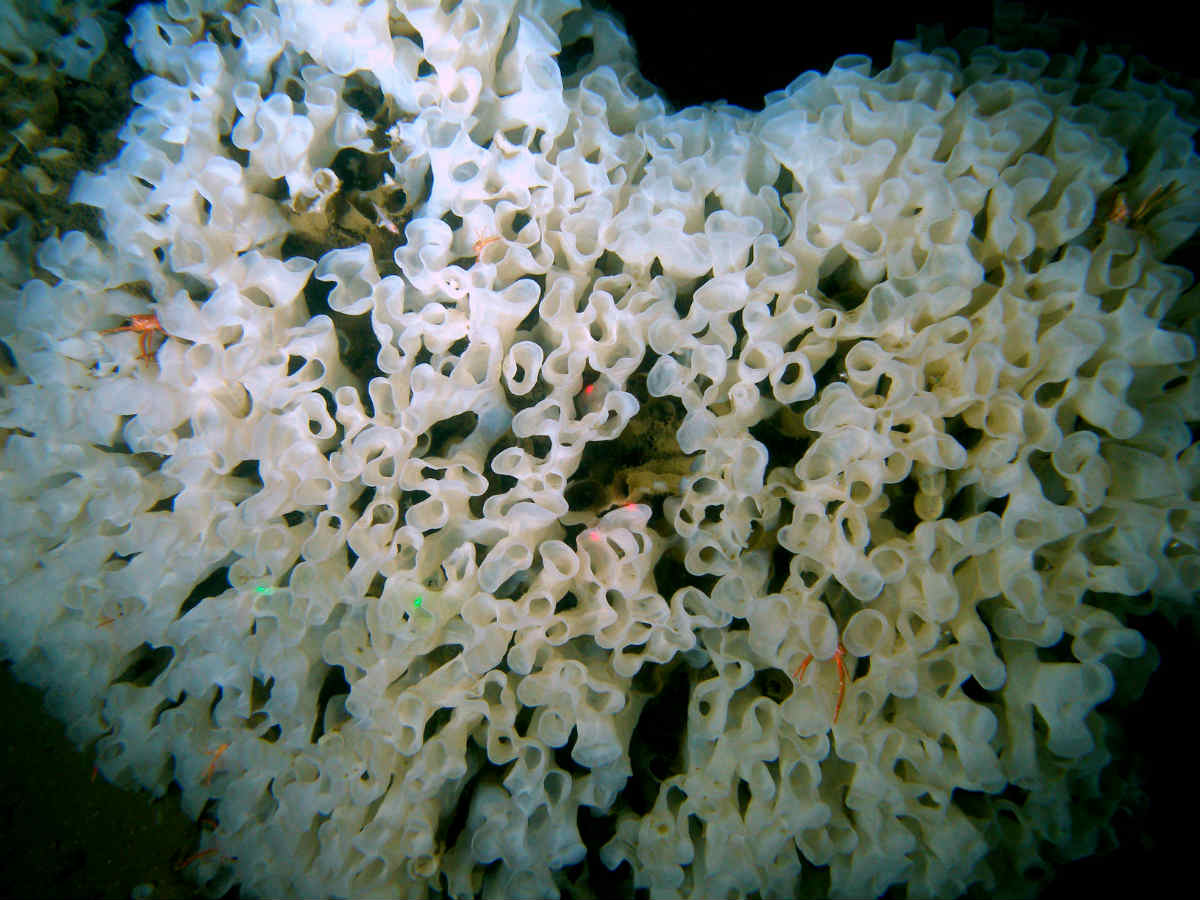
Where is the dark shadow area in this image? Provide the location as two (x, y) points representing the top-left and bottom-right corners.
(0, 663), (238, 899)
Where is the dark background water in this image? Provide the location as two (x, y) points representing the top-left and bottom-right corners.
(601, 0), (1200, 112)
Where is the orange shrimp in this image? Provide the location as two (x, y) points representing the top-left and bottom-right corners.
(202, 743), (230, 785)
(473, 234), (502, 257)
(793, 643), (848, 723)
(1108, 181), (1181, 228)
(175, 848), (219, 871)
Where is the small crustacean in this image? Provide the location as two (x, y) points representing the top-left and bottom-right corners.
(1108, 180), (1181, 228)
(473, 233), (502, 257)
(174, 846), (238, 871)
(202, 742), (230, 785)
(100, 312), (167, 363)
(794, 643), (848, 723)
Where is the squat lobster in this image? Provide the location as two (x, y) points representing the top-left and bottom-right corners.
(100, 312), (167, 363)
(794, 643), (848, 723)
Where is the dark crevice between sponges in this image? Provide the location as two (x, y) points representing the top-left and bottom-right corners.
(310, 665), (350, 744)
(112, 643), (174, 688)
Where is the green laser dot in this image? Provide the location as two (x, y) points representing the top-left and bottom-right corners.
(414, 597), (423, 608)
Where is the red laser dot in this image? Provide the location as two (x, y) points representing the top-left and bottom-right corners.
(584, 384), (594, 395)
(588, 530), (601, 541)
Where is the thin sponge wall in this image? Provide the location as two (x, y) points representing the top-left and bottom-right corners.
(0, 1), (1197, 898)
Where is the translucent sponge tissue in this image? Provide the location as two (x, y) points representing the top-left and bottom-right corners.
(0, 1), (1197, 898)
